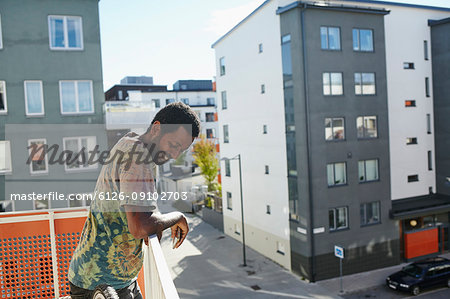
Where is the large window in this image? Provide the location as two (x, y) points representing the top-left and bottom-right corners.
(221, 91), (227, 109)
(152, 99), (160, 108)
(223, 125), (229, 143)
(355, 73), (376, 95)
(226, 192), (232, 210)
(219, 57), (226, 76)
(358, 159), (379, 182)
(206, 128), (215, 139)
(427, 114), (431, 134)
(63, 136), (97, 171)
(181, 98), (189, 105)
(360, 202), (380, 226)
(24, 81), (45, 116)
(0, 141), (12, 174)
(28, 139), (48, 174)
(357, 116), (377, 138)
(323, 72), (343, 95)
(207, 97), (215, 106)
(320, 26), (340, 50)
(48, 16), (83, 50)
(353, 29), (374, 52)
(325, 118), (345, 140)
(329, 207), (348, 231)
(225, 159), (231, 177)
(327, 162), (347, 186)
(205, 112), (215, 122)
(0, 81), (7, 113)
(425, 77), (430, 97)
(59, 81), (94, 114)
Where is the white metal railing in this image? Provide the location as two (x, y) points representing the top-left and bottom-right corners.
(103, 101), (158, 130)
(143, 235), (180, 299)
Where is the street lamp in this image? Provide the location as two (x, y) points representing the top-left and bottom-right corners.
(220, 154), (246, 267)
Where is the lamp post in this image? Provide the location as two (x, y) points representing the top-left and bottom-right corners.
(221, 154), (246, 267)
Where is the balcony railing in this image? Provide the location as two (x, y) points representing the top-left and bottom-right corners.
(0, 208), (179, 299)
(104, 101), (158, 130)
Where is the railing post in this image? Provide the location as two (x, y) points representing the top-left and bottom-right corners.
(48, 211), (60, 299)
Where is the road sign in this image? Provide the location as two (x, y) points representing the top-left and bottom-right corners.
(334, 245), (344, 259)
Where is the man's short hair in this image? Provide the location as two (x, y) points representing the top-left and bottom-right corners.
(147, 102), (201, 138)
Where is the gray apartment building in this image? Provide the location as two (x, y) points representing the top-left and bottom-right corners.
(0, 0), (106, 212)
(278, 2), (394, 280)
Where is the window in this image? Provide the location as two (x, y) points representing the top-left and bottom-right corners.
(34, 194), (50, 210)
(221, 91), (227, 109)
(323, 72), (343, 95)
(205, 112), (215, 122)
(63, 136), (97, 171)
(28, 139), (48, 174)
(0, 81), (7, 113)
(225, 159), (231, 177)
(259, 43), (263, 53)
(408, 175), (419, 182)
(0, 140), (12, 174)
(219, 57), (226, 76)
(265, 165), (269, 174)
(353, 29), (373, 51)
(263, 125), (267, 134)
(223, 125), (229, 143)
(0, 14), (3, 49)
(227, 192), (232, 210)
(327, 162), (347, 186)
(425, 77), (430, 97)
(276, 241), (285, 255)
(234, 223), (240, 235)
(207, 97), (215, 106)
(320, 26), (341, 50)
(357, 116), (377, 139)
(266, 205), (271, 215)
(24, 81), (45, 116)
(59, 81), (93, 114)
(360, 202), (380, 226)
(358, 159), (379, 182)
(181, 98), (189, 105)
(325, 118), (345, 140)
(428, 151), (432, 171)
(354, 73), (376, 95)
(118, 90), (123, 100)
(424, 40), (429, 61)
(166, 99), (175, 105)
(403, 62), (415, 69)
(48, 16), (83, 50)
(152, 99), (160, 108)
(329, 207), (348, 231)
(261, 84), (265, 94)
(427, 114), (431, 134)
(406, 137), (417, 145)
(405, 100), (416, 107)
(206, 128), (215, 139)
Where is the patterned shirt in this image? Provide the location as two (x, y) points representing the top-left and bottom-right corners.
(68, 132), (158, 290)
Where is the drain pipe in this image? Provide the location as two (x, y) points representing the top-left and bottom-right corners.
(300, 3), (316, 282)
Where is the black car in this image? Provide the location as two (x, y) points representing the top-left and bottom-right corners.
(386, 257), (450, 295)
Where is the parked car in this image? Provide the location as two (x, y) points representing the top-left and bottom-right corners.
(386, 257), (450, 295)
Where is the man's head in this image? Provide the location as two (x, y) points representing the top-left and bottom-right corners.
(144, 102), (200, 165)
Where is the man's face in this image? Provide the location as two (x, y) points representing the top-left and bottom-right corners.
(153, 126), (193, 165)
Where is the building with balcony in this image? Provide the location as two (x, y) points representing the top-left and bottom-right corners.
(0, 0), (107, 212)
(212, 0), (450, 281)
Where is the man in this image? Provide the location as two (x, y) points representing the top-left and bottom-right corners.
(68, 102), (201, 298)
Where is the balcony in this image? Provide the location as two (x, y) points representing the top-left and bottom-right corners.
(0, 208), (179, 299)
(104, 101), (158, 130)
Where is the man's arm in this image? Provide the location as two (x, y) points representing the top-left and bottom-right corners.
(124, 205), (189, 248)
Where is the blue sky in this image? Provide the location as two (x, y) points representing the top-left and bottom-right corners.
(99, 0), (450, 90)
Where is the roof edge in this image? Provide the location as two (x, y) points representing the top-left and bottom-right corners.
(276, 1), (390, 15)
(428, 16), (450, 26)
(340, 0), (450, 12)
(211, 0), (272, 49)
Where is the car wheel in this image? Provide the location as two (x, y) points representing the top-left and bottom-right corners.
(91, 284), (119, 299)
(447, 278), (450, 288)
(411, 285), (420, 296)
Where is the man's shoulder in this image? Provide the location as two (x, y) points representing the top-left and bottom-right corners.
(113, 132), (146, 153)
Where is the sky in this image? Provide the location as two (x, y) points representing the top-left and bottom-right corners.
(99, 0), (450, 91)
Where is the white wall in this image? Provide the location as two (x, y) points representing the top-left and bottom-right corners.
(337, 1), (450, 199)
(214, 0), (291, 269)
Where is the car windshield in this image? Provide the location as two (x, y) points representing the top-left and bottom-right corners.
(402, 264), (423, 278)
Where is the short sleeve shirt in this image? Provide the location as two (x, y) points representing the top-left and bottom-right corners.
(68, 132), (158, 290)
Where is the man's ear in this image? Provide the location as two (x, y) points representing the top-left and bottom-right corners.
(149, 121), (161, 138)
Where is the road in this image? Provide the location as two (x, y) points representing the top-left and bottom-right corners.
(343, 284), (450, 298)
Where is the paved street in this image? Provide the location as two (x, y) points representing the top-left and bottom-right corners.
(343, 284), (450, 298)
(158, 202), (339, 299)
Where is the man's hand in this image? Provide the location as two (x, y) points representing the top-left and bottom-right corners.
(143, 230), (162, 246)
(170, 215), (189, 249)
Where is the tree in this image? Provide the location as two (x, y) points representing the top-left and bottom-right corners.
(192, 134), (220, 193)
